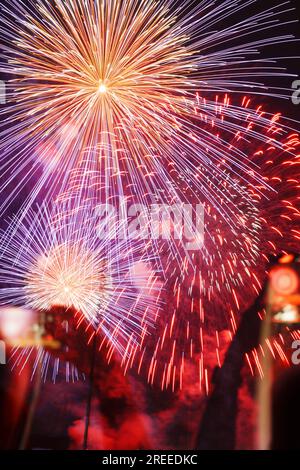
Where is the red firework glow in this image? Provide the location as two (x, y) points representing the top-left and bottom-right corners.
(118, 95), (300, 394)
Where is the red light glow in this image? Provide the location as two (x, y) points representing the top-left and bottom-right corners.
(270, 267), (299, 296)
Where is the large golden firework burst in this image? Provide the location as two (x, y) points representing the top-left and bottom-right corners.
(1, 0), (298, 217)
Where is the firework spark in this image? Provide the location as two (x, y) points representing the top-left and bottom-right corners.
(0, 0), (298, 218)
(120, 95), (300, 392)
(0, 202), (163, 357)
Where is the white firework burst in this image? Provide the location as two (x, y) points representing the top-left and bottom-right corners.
(0, 202), (163, 355)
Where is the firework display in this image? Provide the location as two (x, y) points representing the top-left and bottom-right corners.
(0, 0), (298, 380)
(0, 202), (163, 357)
(0, 0), (299, 453)
(123, 95), (300, 392)
(0, 0), (299, 219)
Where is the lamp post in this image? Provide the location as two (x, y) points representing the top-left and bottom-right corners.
(257, 254), (300, 449)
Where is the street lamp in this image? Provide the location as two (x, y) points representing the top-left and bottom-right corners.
(257, 253), (300, 449)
